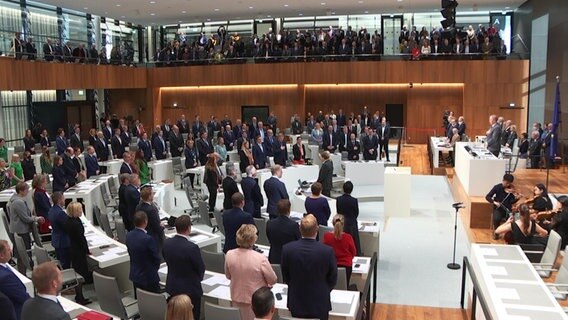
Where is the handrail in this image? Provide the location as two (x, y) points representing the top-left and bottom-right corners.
(460, 256), (494, 320)
(356, 251), (378, 320)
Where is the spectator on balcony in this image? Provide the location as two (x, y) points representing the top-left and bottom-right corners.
(440, 38), (452, 54)
(453, 38), (464, 54)
(43, 39), (54, 62)
(13, 32), (23, 60)
(482, 37), (492, 55)
(89, 45), (99, 64)
(431, 39), (440, 54)
(63, 42), (73, 62)
(25, 38), (37, 60)
(421, 40), (431, 55)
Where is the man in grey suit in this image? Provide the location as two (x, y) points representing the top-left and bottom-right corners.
(21, 261), (71, 320)
(486, 115), (502, 157)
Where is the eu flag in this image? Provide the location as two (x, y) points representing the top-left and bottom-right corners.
(550, 77), (561, 158)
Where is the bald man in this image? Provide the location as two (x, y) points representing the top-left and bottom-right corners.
(486, 114), (502, 157)
(281, 214), (337, 320)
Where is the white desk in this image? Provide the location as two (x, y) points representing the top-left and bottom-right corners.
(430, 136), (453, 168)
(468, 244), (568, 320)
(148, 159), (174, 182)
(98, 159), (123, 175)
(151, 181), (174, 213)
(163, 225), (222, 252)
(454, 142), (508, 197)
(159, 270), (359, 320)
(307, 145), (320, 160)
(227, 150), (239, 163)
(343, 161), (385, 186)
(64, 175), (114, 222)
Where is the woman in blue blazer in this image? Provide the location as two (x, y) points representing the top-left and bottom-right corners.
(52, 155), (68, 192)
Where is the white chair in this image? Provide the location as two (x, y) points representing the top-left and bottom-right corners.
(136, 288), (167, 320)
(93, 272), (139, 319)
(204, 301), (241, 320)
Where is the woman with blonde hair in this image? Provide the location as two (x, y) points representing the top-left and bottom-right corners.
(225, 224), (277, 320)
(63, 201), (92, 304)
(239, 140), (254, 174)
(166, 294), (194, 320)
(323, 214), (356, 282)
(203, 154), (221, 211)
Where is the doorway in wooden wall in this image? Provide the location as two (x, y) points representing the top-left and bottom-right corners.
(385, 103), (405, 139)
(242, 106), (269, 123)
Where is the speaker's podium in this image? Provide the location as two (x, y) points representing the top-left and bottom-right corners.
(384, 167), (411, 218)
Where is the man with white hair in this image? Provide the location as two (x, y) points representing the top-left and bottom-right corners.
(241, 165), (264, 218)
(486, 115), (502, 157)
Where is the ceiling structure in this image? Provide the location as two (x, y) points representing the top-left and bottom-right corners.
(41, 0), (525, 25)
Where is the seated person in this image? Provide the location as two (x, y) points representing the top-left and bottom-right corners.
(495, 204), (548, 245)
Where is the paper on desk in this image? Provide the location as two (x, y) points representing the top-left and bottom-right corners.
(208, 285), (231, 299)
(96, 253), (120, 262)
(495, 288), (520, 300)
(480, 248), (498, 257)
(487, 266), (508, 276)
(202, 275), (231, 287)
(106, 247), (127, 255)
(190, 234), (209, 243)
(330, 291), (354, 304)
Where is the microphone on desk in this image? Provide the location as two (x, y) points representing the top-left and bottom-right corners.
(452, 202), (465, 209)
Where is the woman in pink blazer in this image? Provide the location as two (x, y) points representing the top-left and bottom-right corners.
(225, 224), (277, 320)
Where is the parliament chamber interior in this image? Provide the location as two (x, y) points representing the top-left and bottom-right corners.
(0, 0), (566, 319)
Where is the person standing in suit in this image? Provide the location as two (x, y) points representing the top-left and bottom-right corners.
(305, 182), (331, 226)
(169, 125), (184, 158)
(346, 133), (361, 161)
(8, 182), (45, 272)
(222, 165), (240, 211)
(136, 186), (165, 250)
(39, 129), (51, 148)
(22, 130), (35, 155)
(528, 131), (542, 169)
(266, 199), (301, 264)
(13, 32), (23, 60)
(263, 165), (289, 219)
(362, 127), (378, 160)
(223, 125), (235, 151)
(51, 156), (67, 192)
(124, 174), (141, 231)
(63, 202), (92, 303)
(162, 215), (205, 320)
(486, 115), (502, 157)
(197, 132), (213, 165)
(137, 132), (153, 161)
(126, 211), (161, 295)
(117, 174), (130, 230)
(69, 126), (83, 152)
(336, 181), (361, 255)
(48, 192), (70, 268)
(88, 128), (97, 147)
(378, 117), (391, 161)
(337, 126), (350, 153)
(103, 120), (113, 142)
(204, 155), (221, 211)
(317, 151), (333, 197)
(263, 129), (275, 159)
(21, 262), (71, 320)
(84, 146), (99, 178)
(32, 175), (51, 235)
(273, 133), (288, 167)
(457, 116), (467, 138)
(0, 240), (30, 320)
(292, 137), (306, 164)
(241, 165), (264, 218)
(184, 139), (199, 189)
(153, 130), (167, 160)
(177, 114), (190, 135)
(225, 224), (277, 320)
(281, 214), (337, 320)
(43, 38), (54, 62)
(111, 128), (125, 158)
(95, 131), (109, 162)
(252, 135), (267, 169)
(322, 125), (337, 154)
(192, 115), (203, 138)
(291, 115), (303, 134)
(222, 193), (255, 253)
(119, 152), (134, 175)
(55, 128), (68, 156)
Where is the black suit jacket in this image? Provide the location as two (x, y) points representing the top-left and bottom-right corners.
(222, 207), (255, 253)
(241, 177), (264, 218)
(70, 134), (83, 152)
(282, 239), (337, 318)
(85, 154), (99, 178)
(120, 162), (134, 174)
(95, 139), (109, 161)
(23, 137), (35, 154)
(196, 139), (213, 165)
(263, 176), (289, 218)
(169, 132), (184, 157)
(126, 228), (161, 287)
(378, 124), (391, 142)
(62, 155), (77, 186)
(336, 194), (359, 227)
(222, 177), (240, 210)
(322, 132), (337, 153)
(346, 140), (360, 160)
(152, 136), (167, 160)
(124, 185), (140, 230)
(162, 235), (205, 297)
(52, 165), (67, 192)
(0, 265), (30, 320)
(273, 140), (288, 166)
(21, 296), (70, 320)
(138, 139), (153, 161)
(135, 201), (164, 249)
(0, 291), (16, 320)
(111, 136), (125, 158)
(292, 144), (306, 162)
(266, 216), (301, 264)
(118, 184), (130, 229)
(252, 144), (267, 169)
(317, 160), (333, 196)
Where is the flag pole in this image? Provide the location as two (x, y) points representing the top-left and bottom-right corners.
(546, 75), (561, 190)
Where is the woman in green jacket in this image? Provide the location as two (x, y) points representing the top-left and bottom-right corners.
(135, 149), (150, 185)
(10, 154), (24, 186)
(40, 147), (53, 174)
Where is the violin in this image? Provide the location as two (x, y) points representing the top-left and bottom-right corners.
(536, 209), (561, 221)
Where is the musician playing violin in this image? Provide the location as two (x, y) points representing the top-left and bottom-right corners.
(530, 184), (553, 212)
(486, 174), (521, 240)
(545, 196), (568, 248)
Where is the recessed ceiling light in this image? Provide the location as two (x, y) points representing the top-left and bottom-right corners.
(182, 10), (186, 13)
(284, 4), (288, 7)
(397, 0), (403, 2)
(331, 11), (336, 14)
(321, 2), (326, 5)
(299, 13), (303, 16)
(150, 13), (155, 15)
(364, 10), (369, 13)
(121, 15), (125, 18)
(505, 6), (510, 9)
(178, 20), (182, 23)
(115, 4), (121, 7)
(214, 8), (220, 11)
(149, 0), (155, 3)
(267, 15), (271, 17)
(358, 0), (364, 3)
(249, 6), (254, 9)
(83, 7), (88, 10)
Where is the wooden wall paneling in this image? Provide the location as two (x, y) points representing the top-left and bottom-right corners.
(405, 85), (463, 136)
(108, 89), (151, 125)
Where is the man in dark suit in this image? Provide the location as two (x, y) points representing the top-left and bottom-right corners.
(137, 132), (153, 161)
(43, 38), (54, 62)
(48, 193), (70, 269)
(0, 291), (16, 320)
(21, 262), (71, 320)
(120, 152), (134, 174)
(126, 212), (161, 295)
(317, 151), (334, 197)
(118, 174), (131, 230)
(169, 126), (184, 158)
(176, 114), (190, 135)
(335, 181), (361, 255)
(103, 120), (113, 142)
(124, 174), (141, 231)
(111, 128), (125, 159)
(281, 215), (337, 320)
(192, 115), (204, 138)
(263, 165), (289, 219)
(162, 215), (205, 320)
(252, 135), (267, 169)
(378, 117), (391, 162)
(486, 115), (502, 157)
(84, 146), (99, 178)
(273, 133), (288, 167)
(69, 126), (83, 152)
(222, 166), (240, 210)
(337, 126), (350, 153)
(55, 129), (68, 156)
(223, 125), (235, 151)
(95, 131), (109, 162)
(457, 117), (467, 137)
(322, 125), (337, 154)
(222, 193), (255, 253)
(266, 199), (301, 264)
(336, 109), (346, 127)
(0, 240), (31, 320)
(62, 148), (78, 187)
(362, 127), (378, 160)
(135, 186), (164, 251)
(346, 133), (361, 161)
(241, 165), (264, 218)
(263, 129), (276, 158)
(161, 119), (172, 141)
(528, 131), (542, 169)
(152, 130), (167, 160)
(196, 132), (213, 165)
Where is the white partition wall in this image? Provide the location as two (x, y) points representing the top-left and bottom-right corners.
(454, 142), (508, 197)
(344, 161), (385, 186)
(384, 167), (411, 218)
